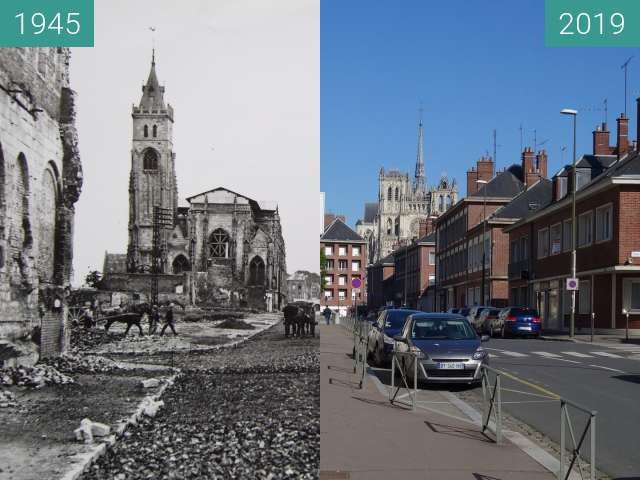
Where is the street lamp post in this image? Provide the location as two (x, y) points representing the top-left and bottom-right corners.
(561, 108), (578, 338)
(477, 179), (489, 306)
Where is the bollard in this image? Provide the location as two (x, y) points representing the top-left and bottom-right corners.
(591, 312), (595, 343)
(559, 401), (565, 480)
(590, 413), (596, 480)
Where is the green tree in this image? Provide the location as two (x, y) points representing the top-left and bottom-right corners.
(320, 248), (327, 290)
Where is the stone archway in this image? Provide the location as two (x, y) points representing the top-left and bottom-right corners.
(172, 254), (190, 274)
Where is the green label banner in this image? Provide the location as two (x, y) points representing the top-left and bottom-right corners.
(545, 0), (640, 47)
(0, 0), (94, 47)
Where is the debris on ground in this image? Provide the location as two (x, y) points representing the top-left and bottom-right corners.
(74, 418), (112, 443)
(0, 364), (74, 388)
(41, 353), (120, 374)
(141, 398), (164, 418)
(0, 389), (17, 407)
(70, 325), (125, 353)
(140, 378), (160, 389)
(216, 318), (255, 330)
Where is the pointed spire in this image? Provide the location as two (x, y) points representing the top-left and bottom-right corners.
(139, 50), (165, 111)
(414, 105), (426, 194)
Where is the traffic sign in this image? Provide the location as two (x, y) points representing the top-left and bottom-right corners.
(566, 278), (579, 291)
(351, 277), (362, 289)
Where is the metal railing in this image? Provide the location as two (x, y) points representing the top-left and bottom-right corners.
(338, 316), (370, 389)
(389, 349), (419, 410)
(480, 365), (597, 480)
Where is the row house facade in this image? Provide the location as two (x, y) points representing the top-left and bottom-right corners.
(366, 253), (394, 311)
(321, 218), (367, 317)
(392, 233), (436, 310)
(506, 111), (640, 332)
(435, 150), (548, 311)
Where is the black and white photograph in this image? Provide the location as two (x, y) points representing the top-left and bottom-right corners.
(0, 1), (319, 479)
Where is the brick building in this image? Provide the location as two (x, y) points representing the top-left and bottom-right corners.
(0, 48), (83, 365)
(435, 150), (548, 310)
(366, 253), (395, 311)
(321, 218), (367, 316)
(506, 111), (640, 333)
(392, 232), (436, 309)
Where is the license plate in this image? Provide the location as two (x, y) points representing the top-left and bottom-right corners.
(519, 326), (532, 331)
(436, 362), (464, 369)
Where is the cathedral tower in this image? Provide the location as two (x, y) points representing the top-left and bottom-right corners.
(126, 51), (178, 272)
(414, 110), (426, 195)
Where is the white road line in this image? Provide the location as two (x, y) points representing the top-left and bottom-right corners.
(590, 351), (623, 358)
(588, 364), (626, 374)
(561, 351), (594, 358)
(485, 348), (528, 357)
(531, 351), (562, 358)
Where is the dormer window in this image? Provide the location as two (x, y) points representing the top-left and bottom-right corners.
(143, 149), (158, 170)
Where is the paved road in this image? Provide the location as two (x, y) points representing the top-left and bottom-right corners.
(469, 338), (640, 479)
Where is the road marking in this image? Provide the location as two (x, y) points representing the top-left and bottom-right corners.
(486, 348), (528, 357)
(488, 367), (560, 400)
(588, 364), (626, 374)
(501, 387), (557, 400)
(531, 351), (562, 358)
(590, 351), (623, 358)
(561, 351), (594, 358)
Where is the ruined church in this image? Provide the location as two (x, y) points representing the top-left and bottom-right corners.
(103, 53), (287, 311)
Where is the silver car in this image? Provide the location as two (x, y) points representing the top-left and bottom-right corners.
(393, 313), (490, 384)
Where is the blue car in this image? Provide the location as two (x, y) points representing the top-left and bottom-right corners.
(495, 307), (541, 338)
(367, 308), (421, 366)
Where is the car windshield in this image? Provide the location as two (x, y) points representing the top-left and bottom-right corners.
(459, 308), (470, 316)
(486, 308), (500, 316)
(384, 310), (417, 329)
(410, 317), (477, 340)
(511, 307), (539, 316)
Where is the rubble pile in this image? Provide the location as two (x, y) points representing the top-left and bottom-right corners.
(215, 318), (255, 330)
(80, 323), (319, 480)
(41, 354), (120, 374)
(70, 324), (125, 352)
(0, 390), (17, 407)
(0, 364), (74, 388)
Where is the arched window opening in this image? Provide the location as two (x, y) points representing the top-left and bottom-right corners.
(172, 255), (190, 274)
(143, 149), (158, 170)
(394, 217), (400, 236)
(152, 125), (158, 138)
(17, 154), (32, 249)
(143, 125), (149, 138)
(208, 228), (230, 259)
(446, 195), (452, 209)
(438, 195), (444, 212)
(249, 256), (266, 285)
(387, 187), (392, 201)
(37, 168), (57, 281)
(394, 187), (399, 201)
(386, 218), (392, 235)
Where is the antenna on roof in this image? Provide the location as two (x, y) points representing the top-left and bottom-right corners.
(519, 124), (524, 153)
(561, 146), (567, 163)
(621, 56), (634, 116)
(604, 98), (608, 125)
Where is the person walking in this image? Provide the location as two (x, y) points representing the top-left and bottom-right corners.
(149, 305), (160, 334)
(159, 303), (178, 336)
(323, 307), (332, 326)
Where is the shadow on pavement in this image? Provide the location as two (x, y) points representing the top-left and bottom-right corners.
(425, 420), (493, 443)
(369, 367), (478, 392)
(612, 374), (640, 385)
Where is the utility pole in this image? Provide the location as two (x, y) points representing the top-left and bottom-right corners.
(622, 57), (633, 117)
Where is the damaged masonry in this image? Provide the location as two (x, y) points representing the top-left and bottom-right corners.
(101, 53), (288, 312)
(0, 48), (83, 366)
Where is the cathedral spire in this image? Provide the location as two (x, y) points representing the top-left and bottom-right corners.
(414, 106), (426, 194)
(139, 50), (165, 111)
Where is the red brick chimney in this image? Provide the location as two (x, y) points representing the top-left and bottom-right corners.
(593, 123), (612, 155)
(419, 216), (437, 238)
(477, 156), (494, 183)
(466, 167), (478, 195)
(536, 150), (548, 179)
(616, 113), (629, 159)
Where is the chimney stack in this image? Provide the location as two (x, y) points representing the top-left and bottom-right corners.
(593, 123), (611, 155)
(616, 113), (629, 159)
(466, 166), (478, 195)
(536, 150), (548, 179)
(418, 216), (437, 238)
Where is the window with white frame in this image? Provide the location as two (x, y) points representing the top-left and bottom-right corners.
(338, 246), (347, 256)
(550, 223), (562, 255)
(429, 251), (435, 265)
(338, 289), (347, 300)
(578, 211), (593, 247)
(325, 275), (333, 286)
(595, 204), (613, 243)
(563, 219), (572, 252)
(623, 278), (640, 312)
(338, 275), (347, 286)
(352, 246), (360, 256)
(578, 279), (591, 314)
(326, 259), (334, 269)
(428, 274), (435, 285)
(338, 260), (347, 270)
(352, 260), (360, 272)
(324, 290), (333, 299)
(325, 246), (333, 256)
(538, 228), (549, 258)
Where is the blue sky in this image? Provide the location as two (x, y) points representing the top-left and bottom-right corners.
(321, 0), (638, 226)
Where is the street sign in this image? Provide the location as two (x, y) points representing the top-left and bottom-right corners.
(351, 278), (362, 289)
(566, 278), (579, 291)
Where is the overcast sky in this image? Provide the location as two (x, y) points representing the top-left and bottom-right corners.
(70, 0), (319, 285)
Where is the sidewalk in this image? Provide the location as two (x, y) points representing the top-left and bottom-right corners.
(320, 324), (554, 480)
(541, 331), (640, 347)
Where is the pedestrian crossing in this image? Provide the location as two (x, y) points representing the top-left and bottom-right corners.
(486, 347), (634, 361)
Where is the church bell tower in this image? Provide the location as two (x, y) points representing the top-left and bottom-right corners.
(126, 51), (178, 272)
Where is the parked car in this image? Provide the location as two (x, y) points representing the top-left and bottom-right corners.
(367, 308), (421, 366)
(467, 306), (492, 332)
(447, 308), (460, 314)
(393, 313), (490, 385)
(477, 308), (501, 335)
(496, 307), (541, 338)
